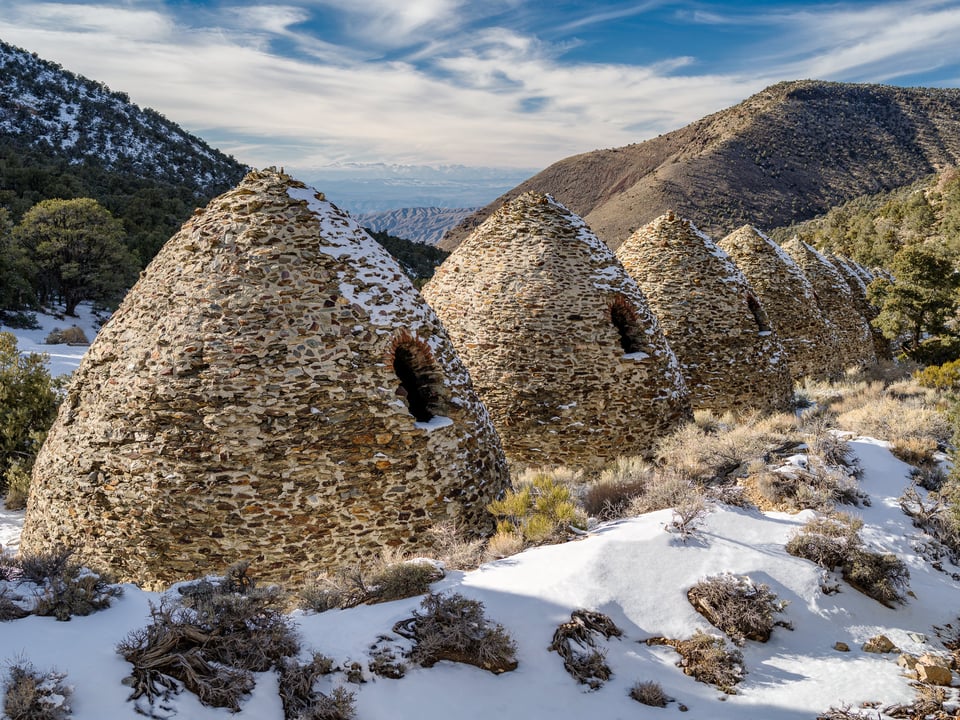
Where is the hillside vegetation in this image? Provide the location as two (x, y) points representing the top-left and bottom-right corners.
(0, 39), (248, 264)
(771, 167), (960, 268)
(442, 81), (960, 251)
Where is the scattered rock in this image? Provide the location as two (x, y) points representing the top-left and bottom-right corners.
(834, 642), (850, 652)
(916, 663), (953, 686)
(897, 654), (918, 670)
(862, 635), (897, 654)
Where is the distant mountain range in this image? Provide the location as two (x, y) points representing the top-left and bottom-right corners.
(441, 80), (960, 251)
(0, 38), (248, 261)
(357, 207), (478, 244)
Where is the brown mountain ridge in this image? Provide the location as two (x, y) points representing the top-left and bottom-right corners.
(440, 80), (960, 251)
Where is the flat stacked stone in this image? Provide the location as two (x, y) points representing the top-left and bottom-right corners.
(718, 225), (841, 379)
(829, 253), (891, 360)
(782, 238), (877, 370)
(22, 168), (509, 589)
(616, 213), (793, 413)
(422, 192), (690, 470)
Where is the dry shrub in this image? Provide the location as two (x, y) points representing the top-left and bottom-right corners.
(627, 470), (695, 515)
(687, 573), (789, 645)
(0, 587), (30, 621)
(393, 592), (517, 674)
(836, 396), (951, 446)
(669, 630), (744, 694)
(750, 454), (865, 513)
(889, 436), (939, 467)
(118, 562), (299, 712)
(629, 680), (669, 707)
(10, 547), (121, 621)
(843, 548), (910, 606)
(484, 530), (524, 560)
(786, 513), (863, 570)
(277, 653), (354, 720)
(656, 415), (798, 484)
(900, 485), (960, 561)
(549, 609), (622, 689)
(424, 521), (486, 570)
(2, 661), (72, 720)
(298, 559), (443, 612)
(817, 704), (874, 719)
(44, 326), (89, 345)
(367, 645), (406, 679)
(583, 456), (654, 520)
(786, 514), (909, 605)
(808, 421), (855, 469)
(667, 494), (710, 540)
(367, 561), (443, 604)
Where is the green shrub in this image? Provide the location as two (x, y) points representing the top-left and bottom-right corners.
(0, 332), (60, 500)
(915, 359), (960, 390)
(488, 473), (585, 547)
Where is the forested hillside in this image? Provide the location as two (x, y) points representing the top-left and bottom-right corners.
(0, 39), (248, 265)
(771, 167), (960, 268)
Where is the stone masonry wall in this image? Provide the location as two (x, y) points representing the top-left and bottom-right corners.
(782, 238), (877, 370)
(830, 253), (892, 360)
(719, 225), (841, 379)
(22, 169), (509, 589)
(422, 192), (691, 470)
(616, 213), (794, 414)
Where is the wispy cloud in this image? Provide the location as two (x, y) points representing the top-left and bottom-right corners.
(0, 0), (958, 176)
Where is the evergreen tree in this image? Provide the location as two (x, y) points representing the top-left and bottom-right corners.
(868, 244), (960, 357)
(13, 197), (137, 315)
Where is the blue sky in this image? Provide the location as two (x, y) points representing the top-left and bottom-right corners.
(2, 0), (960, 206)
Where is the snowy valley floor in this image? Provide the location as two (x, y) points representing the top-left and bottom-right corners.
(2, 437), (959, 719)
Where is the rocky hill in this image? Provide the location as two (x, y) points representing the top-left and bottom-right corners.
(0, 38), (248, 261)
(357, 207), (477, 245)
(441, 81), (960, 251)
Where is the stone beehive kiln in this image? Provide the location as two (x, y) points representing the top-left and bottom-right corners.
(616, 213), (794, 413)
(718, 225), (841, 379)
(22, 169), (509, 588)
(829, 253), (891, 360)
(421, 192), (690, 469)
(782, 237), (877, 370)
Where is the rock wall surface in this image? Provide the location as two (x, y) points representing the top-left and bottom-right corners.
(718, 225), (840, 379)
(830, 254), (891, 361)
(22, 169), (509, 588)
(616, 213), (794, 413)
(422, 192), (690, 470)
(782, 237), (877, 370)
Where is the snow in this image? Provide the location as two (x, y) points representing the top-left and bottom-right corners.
(2, 436), (959, 719)
(0, 303), (107, 376)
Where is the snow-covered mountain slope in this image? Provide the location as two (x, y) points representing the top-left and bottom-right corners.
(1, 439), (958, 719)
(357, 207), (478, 245)
(0, 38), (246, 192)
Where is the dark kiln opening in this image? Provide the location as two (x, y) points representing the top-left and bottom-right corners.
(746, 294), (771, 332)
(609, 295), (643, 354)
(392, 336), (442, 423)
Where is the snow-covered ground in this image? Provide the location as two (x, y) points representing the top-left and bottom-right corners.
(1, 438), (958, 719)
(0, 304), (106, 376)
